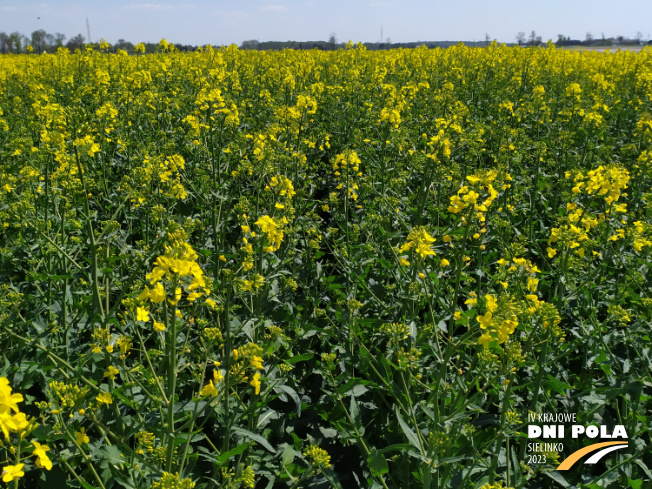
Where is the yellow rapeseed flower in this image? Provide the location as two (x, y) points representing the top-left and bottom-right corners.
(75, 428), (90, 445)
(33, 441), (53, 470)
(96, 392), (112, 405)
(103, 366), (119, 380)
(136, 307), (150, 322)
(1, 464), (24, 482)
(250, 372), (261, 395)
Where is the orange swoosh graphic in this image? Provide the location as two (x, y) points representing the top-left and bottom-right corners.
(557, 441), (628, 470)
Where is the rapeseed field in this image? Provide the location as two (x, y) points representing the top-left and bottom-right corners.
(0, 41), (651, 488)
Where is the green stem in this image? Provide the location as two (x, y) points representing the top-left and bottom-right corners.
(518, 333), (550, 462)
(326, 370), (391, 489)
(489, 373), (514, 484)
(59, 413), (107, 489)
(60, 459), (91, 489)
(448, 209), (473, 332)
(5, 328), (99, 393)
(133, 326), (169, 404)
(165, 299), (178, 472)
(177, 359), (208, 475)
(222, 285), (233, 454)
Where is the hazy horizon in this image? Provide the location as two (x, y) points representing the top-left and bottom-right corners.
(2, 0), (651, 47)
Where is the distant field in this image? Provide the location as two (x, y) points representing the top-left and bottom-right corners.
(561, 44), (647, 52)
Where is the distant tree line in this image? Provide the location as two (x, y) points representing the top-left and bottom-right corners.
(240, 39), (496, 51)
(0, 29), (198, 54)
(0, 30), (94, 54)
(0, 30), (502, 55)
(3, 28), (648, 55)
(516, 30), (650, 47)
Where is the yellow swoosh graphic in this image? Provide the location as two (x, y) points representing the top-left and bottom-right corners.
(557, 441), (628, 470)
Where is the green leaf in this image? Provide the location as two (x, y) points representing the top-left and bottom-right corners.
(395, 410), (421, 452)
(285, 353), (314, 365)
(319, 427), (338, 439)
(350, 395), (362, 430)
(336, 378), (371, 396)
(543, 374), (573, 397)
(543, 470), (570, 487)
(367, 449), (389, 477)
(111, 389), (137, 409)
(232, 426), (275, 453)
(635, 460), (652, 480)
(511, 445), (522, 487)
(98, 445), (124, 469)
(112, 469), (137, 489)
(48, 274), (73, 282)
(277, 385), (302, 416)
(280, 444), (298, 465)
(623, 359), (631, 374)
(377, 443), (413, 454)
(257, 409), (279, 429)
(216, 442), (249, 465)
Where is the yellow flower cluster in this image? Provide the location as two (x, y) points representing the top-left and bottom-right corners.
(220, 465), (256, 489)
(194, 87), (240, 125)
(632, 221), (652, 253)
(135, 234), (212, 329)
(379, 322), (411, 343)
(548, 211), (592, 256)
(476, 255), (556, 347)
(265, 175), (296, 209)
(239, 466), (256, 489)
(144, 240), (207, 300)
(424, 124), (454, 163)
(229, 343), (265, 395)
(303, 445), (332, 468)
(496, 256), (541, 276)
(379, 106), (401, 129)
(48, 380), (89, 412)
(255, 215), (287, 253)
(276, 95), (318, 127)
(448, 169), (504, 223)
(0, 377), (28, 440)
(332, 150), (362, 202)
(296, 94), (318, 116)
(399, 227), (437, 266)
(494, 257), (563, 336)
(236, 197), (291, 293)
(199, 362), (224, 398)
(73, 134), (101, 157)
(549, 164), (630, 257)
(135, 431), (156, 455)
(236, 273), (265, 294)
(476, 294), (519, 349)
(567, 164), (630, 206)
(478, 482), (514, 489)
(0, 378), (52, 481)
(377, 83), (406, 130)
(126, 153), (189, 205)
(151, 472), (196, 489)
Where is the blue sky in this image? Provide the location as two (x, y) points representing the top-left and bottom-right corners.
(1, 0), (651, 46)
